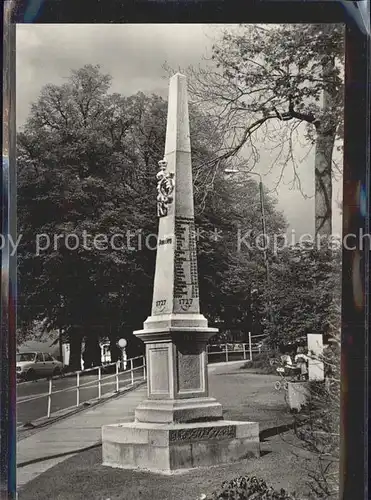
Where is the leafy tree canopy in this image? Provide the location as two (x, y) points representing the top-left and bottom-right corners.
(174, 24), (344, 236)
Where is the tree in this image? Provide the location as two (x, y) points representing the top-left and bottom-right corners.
(261, 240), (341, 349)
(17, 65), (159, 369)
(178, 24), (344, 237)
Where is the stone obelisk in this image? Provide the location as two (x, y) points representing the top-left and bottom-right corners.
(133, 72), (222, 424)
(102, 74), (260, 473)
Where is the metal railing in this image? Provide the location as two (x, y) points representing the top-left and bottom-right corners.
(17, 355), (146, 420)
(18, 337), (267, 422)
(206, 334), (268, 364)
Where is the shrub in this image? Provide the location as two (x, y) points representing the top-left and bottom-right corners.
(292, 332), (340, 499)
(200, 475), (300, 500)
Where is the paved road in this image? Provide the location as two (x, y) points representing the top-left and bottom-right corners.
(17, 367), (145, 426)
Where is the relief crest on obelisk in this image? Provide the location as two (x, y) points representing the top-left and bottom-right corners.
(156, 159), (175, 217)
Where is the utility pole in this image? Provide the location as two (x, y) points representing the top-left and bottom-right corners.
(59, 328), (63, 363)
(225, 168), (270, 286)
(258, 178), (270, 289)
(224, 168), (275, 346)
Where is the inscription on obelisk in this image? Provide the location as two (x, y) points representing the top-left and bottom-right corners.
(174, 216), (199, 312)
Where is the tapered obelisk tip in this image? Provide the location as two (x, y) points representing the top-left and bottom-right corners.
(147, 70), (200, 320)
(165, 73), (190, 155)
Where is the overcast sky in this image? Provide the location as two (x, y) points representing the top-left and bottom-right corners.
(16, 24), (343, 237)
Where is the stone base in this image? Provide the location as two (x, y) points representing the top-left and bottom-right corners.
(102, 420), (260, 473)
(134, 397), (223, 423)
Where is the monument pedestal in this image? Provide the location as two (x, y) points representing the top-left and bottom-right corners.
(102, 322), (260, 472)
(133, 320), (223, 424)
(102, 420), (259, 473)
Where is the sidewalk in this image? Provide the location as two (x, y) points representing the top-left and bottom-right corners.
(17, 385), (147, 488)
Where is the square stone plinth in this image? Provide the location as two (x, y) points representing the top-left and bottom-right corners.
(134, 396), (223, 423)
(102, 420), (260, 473)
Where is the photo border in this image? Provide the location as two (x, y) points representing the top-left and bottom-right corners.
(1, 1), (370, 499)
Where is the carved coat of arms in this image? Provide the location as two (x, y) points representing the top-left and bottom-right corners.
(156, 159), (174, 217)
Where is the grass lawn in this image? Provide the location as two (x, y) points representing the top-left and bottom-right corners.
(18, 432), (314, 500)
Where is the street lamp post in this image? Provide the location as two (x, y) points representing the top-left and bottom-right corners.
(118, 338), (127, 370)
(224, 168), (270, 286)
(224, 168), (274, 343)
(255, 174), (270, 289)
(59, 328), (63, 364)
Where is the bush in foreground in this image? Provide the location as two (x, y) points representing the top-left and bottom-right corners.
(292, 332), (340, 498)
(199, 476), (300, 500)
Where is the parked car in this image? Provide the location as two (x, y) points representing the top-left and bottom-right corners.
(16, 351), (64, 381)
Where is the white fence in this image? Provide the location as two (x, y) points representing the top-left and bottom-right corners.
(17, 355), (146, 420)
(206, 333), (267, 364)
